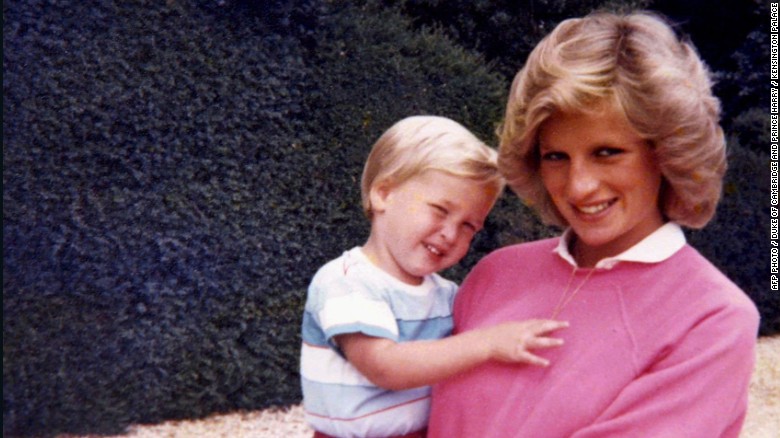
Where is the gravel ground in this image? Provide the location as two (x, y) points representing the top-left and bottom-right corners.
(63, 336), (779, 438)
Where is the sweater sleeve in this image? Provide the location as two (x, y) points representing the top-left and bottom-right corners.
(572, 298), (760, 438)
(450, 249), (504, 335)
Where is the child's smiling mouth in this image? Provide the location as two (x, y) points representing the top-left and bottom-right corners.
(425, 243), (443, 256)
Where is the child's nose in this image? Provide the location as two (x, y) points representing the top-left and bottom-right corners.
(439, 221), (459, 243)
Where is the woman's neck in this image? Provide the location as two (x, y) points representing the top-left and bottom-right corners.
(571, 239), (601, 268)
(570, 222), (666, 268)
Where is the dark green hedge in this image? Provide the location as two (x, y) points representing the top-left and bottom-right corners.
(3, 1), (314, 434)
(687, 142), (778, 332)
(3, 0), (775, 436)
(3, 0), (509, 435)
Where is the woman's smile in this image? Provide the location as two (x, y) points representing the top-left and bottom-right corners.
(573, 199), (617, 216)
(539, 103), (665, 266)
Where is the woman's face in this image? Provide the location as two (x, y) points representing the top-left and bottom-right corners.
(538, 104), (664, 265)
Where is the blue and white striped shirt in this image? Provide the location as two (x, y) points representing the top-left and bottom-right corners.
(300, 247), (457, 437)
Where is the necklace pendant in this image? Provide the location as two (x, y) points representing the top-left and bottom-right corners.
(550, 268), (595, 319)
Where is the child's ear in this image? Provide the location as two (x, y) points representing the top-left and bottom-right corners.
(369, 181), (392, 213)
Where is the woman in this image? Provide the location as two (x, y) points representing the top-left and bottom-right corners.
(428, 11), (760, 437)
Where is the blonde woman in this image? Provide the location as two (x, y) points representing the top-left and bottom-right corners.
(429, 12), (760, 437)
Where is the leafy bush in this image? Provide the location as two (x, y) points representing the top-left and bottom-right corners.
(4, 0), (315, 434)
(687, 140), (778, 335)
(382, 0), (651, 79)
(3, 0), (511, 435)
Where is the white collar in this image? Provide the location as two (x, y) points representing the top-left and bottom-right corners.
(553, 222), (686, 270)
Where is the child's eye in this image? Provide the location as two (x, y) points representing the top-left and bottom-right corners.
(462, 222), (479, 234)
(430, 204), (447, 216)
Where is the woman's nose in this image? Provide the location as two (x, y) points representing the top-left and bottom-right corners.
(566, 161), (600, 199)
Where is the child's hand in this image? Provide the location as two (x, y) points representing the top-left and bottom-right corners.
(480, 319), (568, 366)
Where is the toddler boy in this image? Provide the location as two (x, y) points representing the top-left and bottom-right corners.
(300, 116), (567, 438)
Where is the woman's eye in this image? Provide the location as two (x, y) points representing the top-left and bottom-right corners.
(540, 151), (566, 161)
(596, 147), (624, 157)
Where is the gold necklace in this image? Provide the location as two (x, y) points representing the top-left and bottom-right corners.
(550, 267), (595, 319)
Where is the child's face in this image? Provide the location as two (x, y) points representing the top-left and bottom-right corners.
(366, 170), (499, 285)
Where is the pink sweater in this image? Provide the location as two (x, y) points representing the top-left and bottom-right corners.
(429, 237), (759, 437)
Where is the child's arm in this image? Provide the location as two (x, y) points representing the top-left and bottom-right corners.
(336, 319), (567, 391)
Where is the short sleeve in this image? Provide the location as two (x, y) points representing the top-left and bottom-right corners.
(314, 276), (400, 347)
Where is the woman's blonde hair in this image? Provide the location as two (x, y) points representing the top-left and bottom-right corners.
(361, 115), (503, 218)
(499, 11), (726, 228)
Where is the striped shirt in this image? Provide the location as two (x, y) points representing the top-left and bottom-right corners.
(301, 247), (457, 437)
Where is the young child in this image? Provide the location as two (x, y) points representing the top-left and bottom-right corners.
(300, 116), (567, 438)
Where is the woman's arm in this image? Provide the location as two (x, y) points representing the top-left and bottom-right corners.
(336, 319), (567, 391)
(571, 302), (759, 438)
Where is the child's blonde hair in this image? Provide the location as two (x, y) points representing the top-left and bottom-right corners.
(361, 116), (504, 218)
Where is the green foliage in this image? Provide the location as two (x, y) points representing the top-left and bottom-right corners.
(4, 0), (315, 434)
(383, 0), (651, 79)
(3, 0), (510, 435)
(648, 0), (765, 144)
(687, 140), (779, 335)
